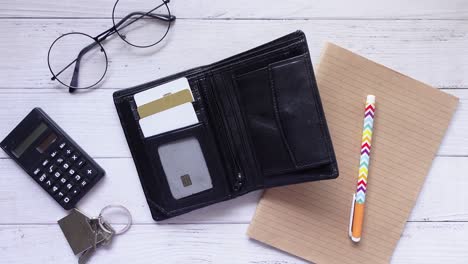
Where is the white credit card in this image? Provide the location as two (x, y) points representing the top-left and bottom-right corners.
(139, 103), (198, 137)
(134, 77), (192, 107)
(134, 77), (198, 138)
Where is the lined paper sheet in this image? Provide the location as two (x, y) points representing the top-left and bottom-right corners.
(247, 43), (459, 264)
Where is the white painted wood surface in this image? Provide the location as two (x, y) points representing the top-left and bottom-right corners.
(1, 0), (468, 19)
(0, 1), (467, 263)
(1, 156), (468, 224)
(1, 20), (468, 89)
(2, 222), (468, 264)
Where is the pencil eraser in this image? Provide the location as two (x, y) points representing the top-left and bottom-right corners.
(366, 95), (376, 104)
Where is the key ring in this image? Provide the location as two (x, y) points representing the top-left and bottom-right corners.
(98, 205), (132, 235)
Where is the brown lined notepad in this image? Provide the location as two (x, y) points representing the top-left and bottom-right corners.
(247, 43), (459, 264)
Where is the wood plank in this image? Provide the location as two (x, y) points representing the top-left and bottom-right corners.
(1, 0), (468, 19)
(0, 19), (467, 89)
(1, 157), (467, 224)
(1, 222), (467, 263)
(0, 157), (261, 224)
(0, 88), (464, 158)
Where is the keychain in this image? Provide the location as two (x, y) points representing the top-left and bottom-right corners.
(58, 205), (132, 264)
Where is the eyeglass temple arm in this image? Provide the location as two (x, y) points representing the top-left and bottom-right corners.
(115, 12), (176, 30)
(68, 42), (101, 93)
(64, 8), (176, 93)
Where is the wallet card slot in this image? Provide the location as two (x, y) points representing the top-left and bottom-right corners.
(198, 75), (246, 191)
(130, 100), (201, 140)
(216, 73), (257, 190)
(144, 123), (230, 213)
(128, 77), (202, 139)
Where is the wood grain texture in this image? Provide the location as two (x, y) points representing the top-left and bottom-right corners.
(0, 89), (464, 158)
(1, 222), (467, 264)
(1, 0), (468, 19)
(0, 19), (468, 89)
(1, 0), (468, 262)
(0, 157), (467, 224)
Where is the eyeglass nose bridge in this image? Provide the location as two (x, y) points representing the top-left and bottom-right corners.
(49, 0), (176, 92)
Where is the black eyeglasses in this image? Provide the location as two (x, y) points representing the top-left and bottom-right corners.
(48, 0), (176, 93)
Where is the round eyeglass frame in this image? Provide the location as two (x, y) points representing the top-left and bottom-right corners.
(112, 0), (173, 48)
(47, 32), (109, 90)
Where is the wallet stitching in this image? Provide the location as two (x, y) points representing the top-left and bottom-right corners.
(112, 99), (170, 216)
(260, 159), (333, 176)
(205, 31), (305, 74)
(302, 53), (333, 164)
(145, 115), (232, 215)
(210, 41), (305, 75)
(128, 98), (146, 139)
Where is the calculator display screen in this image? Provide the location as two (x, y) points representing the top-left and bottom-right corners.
(12, 122), (48, 158)
(37, 132), (57, 154)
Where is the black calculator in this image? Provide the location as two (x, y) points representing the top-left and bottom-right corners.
(1, 108), (105, 210)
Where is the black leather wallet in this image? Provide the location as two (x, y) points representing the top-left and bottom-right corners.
(113, 31), (338, 221)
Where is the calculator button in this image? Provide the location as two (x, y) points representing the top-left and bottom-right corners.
(50, 150), (59, 158)
(70, 153), (80, 162)
(53, 171), (62, 179)
(44, 179), (54, 188)
(65, 183), (74, 190)
(64, 147), (74, 156)
(54, 191), (65, 201)
(42, 159), (50, 167)
(76, 159), (86, 169)
(68, 168), (76, 176)
(58, 142), (67, 150)
(80, 179), (88, 188)
(73, 174), (82, 182)
(38, 173), (47, 183)
(69, 187), (80, 197)
(33, 168), (41, 176)
(82, 166), (97, 178)
(59, 177), (67, 185)
(47, 164), (57, 174)
(62, 162), (70, 170)
(63, 197), (71, 204)
(49, 185), (60, 194)
(55, 157), (65, 165)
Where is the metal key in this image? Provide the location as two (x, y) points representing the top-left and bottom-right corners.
(78, 218), (115, 264)
(58, 209), (96, 255)
(78, 247), (95, 264)
(59, 205), (132, 264)
(77, 219), (99, 264)
(99, 220), (115, 247)
(91, 217), (115, 247)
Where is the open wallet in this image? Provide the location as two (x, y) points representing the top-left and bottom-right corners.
(113, 31), (339, 221)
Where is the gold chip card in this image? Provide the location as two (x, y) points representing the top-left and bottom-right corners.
(137, 89), (194, 119)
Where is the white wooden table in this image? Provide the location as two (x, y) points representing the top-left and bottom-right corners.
(1, 1), (468, 263)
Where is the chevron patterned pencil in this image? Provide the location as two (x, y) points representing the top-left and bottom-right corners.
(349, 95), (376, 243)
